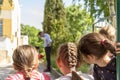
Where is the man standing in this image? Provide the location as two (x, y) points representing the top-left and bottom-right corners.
(38, 31), (52, 72)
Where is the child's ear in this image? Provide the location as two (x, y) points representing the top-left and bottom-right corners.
(56, 57), (62, 68)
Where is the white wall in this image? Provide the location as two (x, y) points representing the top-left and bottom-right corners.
(0, 37), (12, 57)
(20, 35), (28, 45)
(11, 0), (21, 48)
(0, 10), (12, 19)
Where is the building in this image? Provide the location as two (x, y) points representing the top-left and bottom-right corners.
(0, 0), (21, 64)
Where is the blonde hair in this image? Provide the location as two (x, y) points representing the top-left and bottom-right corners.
(12, 45), (38, 80)
(99, 24), (116, 42)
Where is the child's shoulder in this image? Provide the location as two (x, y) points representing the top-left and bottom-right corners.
(42, 72), (51, 80)
(55, 76), (71, 80)
(6, 70), (50, 80)
(6, 71), (23, 80)
(32, 70), (50, 80)
(55, 71), (94, 80)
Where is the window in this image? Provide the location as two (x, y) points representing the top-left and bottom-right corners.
(0, 20), (2, 36)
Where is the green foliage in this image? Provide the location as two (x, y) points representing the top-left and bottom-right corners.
(43, 0), (70, 53)
(21, 24), (43, 50)
(43, 0), (94, 54)
(83, 0), (116, 18)
(78, 62), (90, 73)
(73, 0), (116, 18)
(84, 0), (110, 18)
(66, 4), (93, 41)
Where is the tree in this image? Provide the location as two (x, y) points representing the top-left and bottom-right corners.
(73, 0), (116, 27)
(106, 0), (116, 27)
(66, 4), (93, 41)
(43, 0), (70, 53)
(21, 24), (43, 47)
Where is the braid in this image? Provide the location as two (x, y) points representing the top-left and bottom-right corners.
(67, 43), (78, 70)
(58, 43), (83, 80)
(67, 44), (83, 80)
(71, 71), (83, 80)
(58, 42), (82, 70)
(24, 66), (32, 80)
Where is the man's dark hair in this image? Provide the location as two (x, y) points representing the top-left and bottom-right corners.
(37, 31), (43, 36)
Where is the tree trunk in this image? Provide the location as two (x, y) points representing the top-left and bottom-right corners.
(107, 0), (116, 28)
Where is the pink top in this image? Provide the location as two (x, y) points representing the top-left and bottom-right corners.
(6, 70), (50, 80)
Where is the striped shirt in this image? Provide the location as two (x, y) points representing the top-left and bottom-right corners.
(6, 70), (50, 80)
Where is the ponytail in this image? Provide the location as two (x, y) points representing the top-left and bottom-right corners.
(78, 33), (116, 59)
(71, 71), (83, 80)
(101, 40), (116, 55)
(24, 66), (33, 80)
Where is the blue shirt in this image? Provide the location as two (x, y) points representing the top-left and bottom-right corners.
(43, 33), (52, 47)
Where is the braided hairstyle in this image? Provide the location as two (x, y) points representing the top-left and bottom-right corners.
(58, 42), (83, 80)
(58, 42), (81, 70)
(13, 45), (39, 80)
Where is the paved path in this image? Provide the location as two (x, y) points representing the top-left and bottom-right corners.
(0, 63), (59, 80)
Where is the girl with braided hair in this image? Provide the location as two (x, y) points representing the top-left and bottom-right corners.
(56, 42), (93, 80)
(7, 45), (50, 80)
(78, 33), (116, 80)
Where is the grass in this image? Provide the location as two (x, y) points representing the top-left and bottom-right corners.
(78, 61), (90, 73)
(51, 54), (61, 73)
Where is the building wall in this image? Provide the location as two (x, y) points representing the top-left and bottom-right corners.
(0, 0), (21, 64)
(2, 19), (12, 38)
(0, 10), (12, 19)
(11, 0), (21, 46)
(0, 0), (21, 46)
(0, 0), (13, 10)
(20, 35), (28, 45)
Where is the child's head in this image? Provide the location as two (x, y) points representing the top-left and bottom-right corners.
(12, 45), (39, 79)
(57, 42), (81, 75)
(78, 33), (116, 64)
(99, 24), (116, 42)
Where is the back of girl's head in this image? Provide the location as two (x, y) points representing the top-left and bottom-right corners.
(99, 24), (116, 42)
(78, 33), (116, 59)
(58, 42), (81, 70)
(12, 45), (38, 80)
(58, 42), (83, 80)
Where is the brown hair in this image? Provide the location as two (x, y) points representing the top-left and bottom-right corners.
(37, 31), (43, 36)
(58, 42), (81, 69)
(99, 24), (116, 42)
(57, 42), (82, 80)
(13, 45), (39, 80)
(78, 33), (116, 59)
